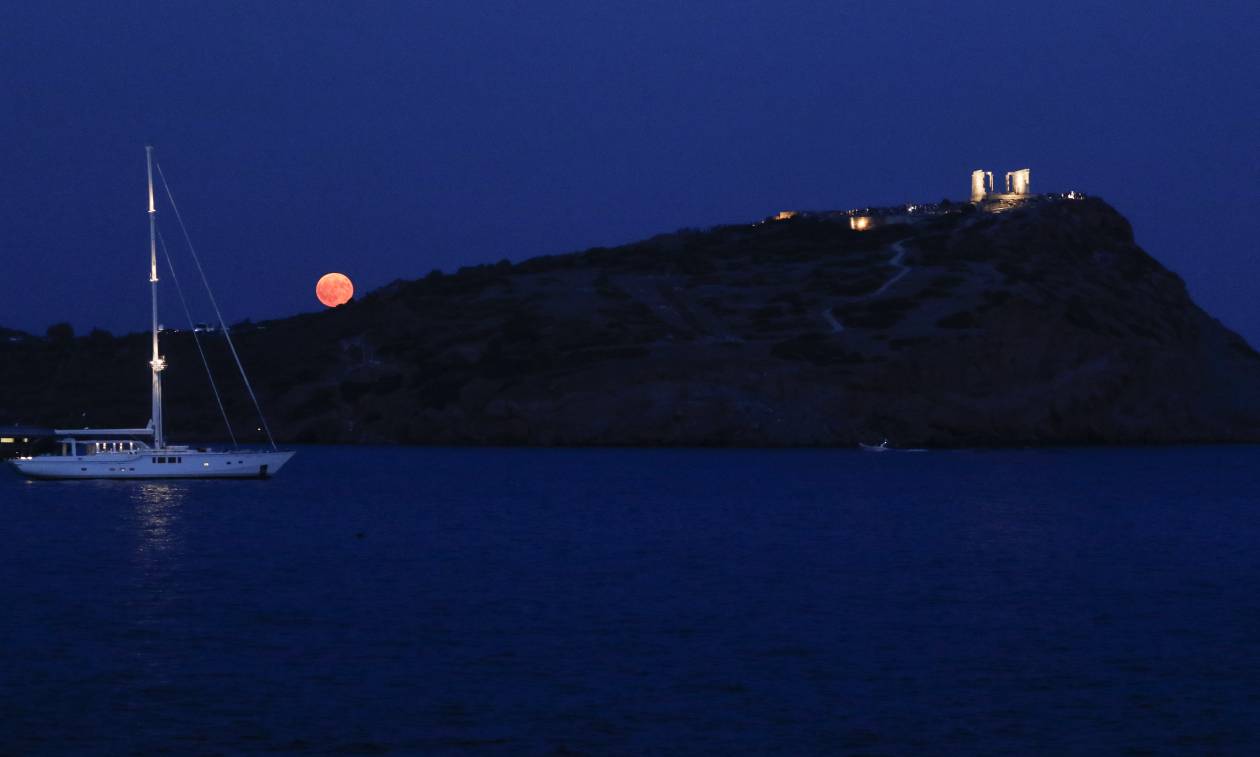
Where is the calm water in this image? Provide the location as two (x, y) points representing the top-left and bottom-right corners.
(1, 446), (1258, 755)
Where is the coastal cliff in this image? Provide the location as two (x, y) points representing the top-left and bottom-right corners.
(4, 197), (1260, 447)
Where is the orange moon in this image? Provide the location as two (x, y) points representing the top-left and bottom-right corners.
(316, 272), (354, 307)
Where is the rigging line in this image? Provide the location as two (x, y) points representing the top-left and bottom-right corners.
(157, 227), (238, 448)
(154, 160), (278, 450)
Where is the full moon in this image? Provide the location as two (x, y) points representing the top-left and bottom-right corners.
(316, 272), (354, 307)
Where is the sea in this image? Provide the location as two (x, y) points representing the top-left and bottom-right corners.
(1, 445), (1258, 755)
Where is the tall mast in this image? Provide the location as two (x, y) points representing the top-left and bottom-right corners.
(146, 145), (165, 449)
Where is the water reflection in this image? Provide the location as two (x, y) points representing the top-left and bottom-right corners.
(129, 482), (189, 555)
(116, 482), (193, 712)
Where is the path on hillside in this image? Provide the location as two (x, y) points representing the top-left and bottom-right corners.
(620, 275), (741, 343)
(822, 239), (913, 333)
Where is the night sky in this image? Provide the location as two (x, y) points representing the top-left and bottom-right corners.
(3, 2), (1257, 342)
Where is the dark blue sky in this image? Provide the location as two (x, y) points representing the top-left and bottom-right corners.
(3, 2), (1257, 341)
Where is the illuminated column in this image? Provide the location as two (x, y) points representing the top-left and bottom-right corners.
(1012, 168), (1030, 195)
(971, 170), (987, 202)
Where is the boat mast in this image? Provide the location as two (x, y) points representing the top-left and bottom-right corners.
(146, 145), (165, 449)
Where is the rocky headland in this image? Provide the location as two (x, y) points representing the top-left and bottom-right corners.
(4, 197), (1260, 447)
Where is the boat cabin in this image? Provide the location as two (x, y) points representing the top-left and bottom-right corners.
(61, 438), (151, 456)
(32, 427), (157, 458)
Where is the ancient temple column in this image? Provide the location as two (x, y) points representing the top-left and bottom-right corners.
(1006, 168), (1030, 195)
(971, 169), (987, 202)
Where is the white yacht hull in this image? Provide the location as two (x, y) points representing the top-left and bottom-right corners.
(8, 449), (295, 480)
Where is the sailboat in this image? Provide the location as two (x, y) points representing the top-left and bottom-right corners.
(7, 147), (294, 480)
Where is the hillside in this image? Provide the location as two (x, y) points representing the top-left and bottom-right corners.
(4, 197), (1260, 447)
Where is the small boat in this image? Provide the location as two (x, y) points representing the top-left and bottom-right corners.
(8, 147), (294, 480)
(859, 439), (929, 453)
